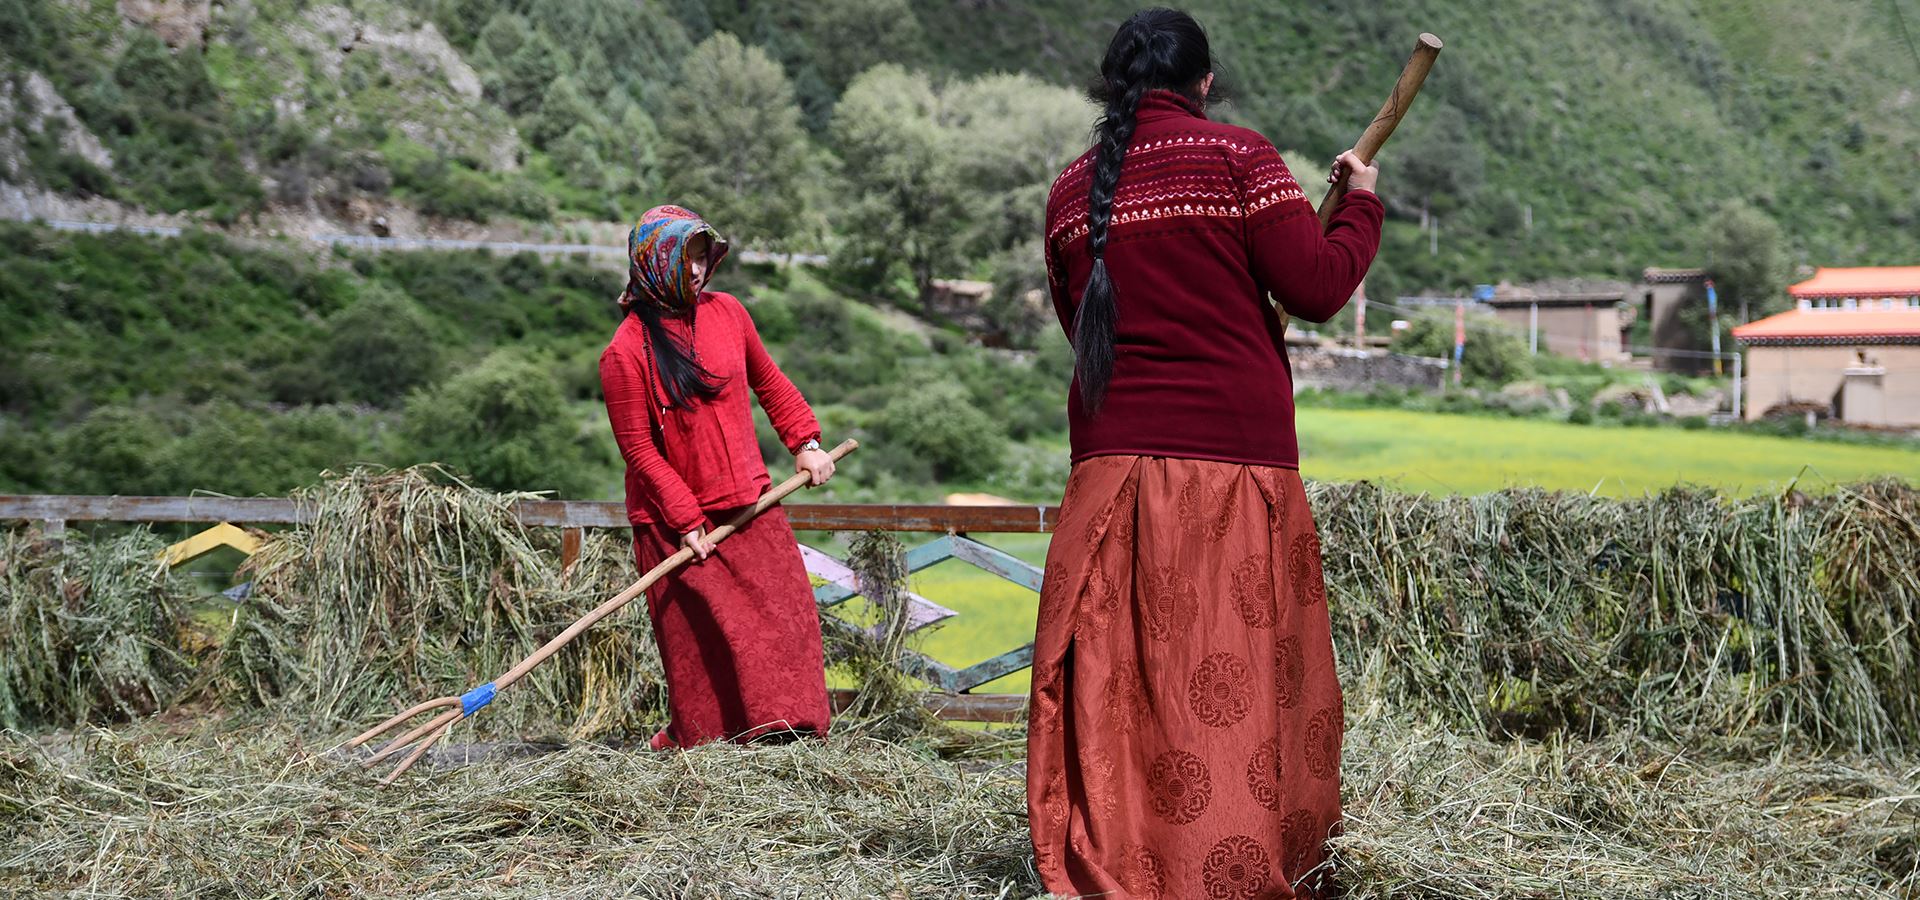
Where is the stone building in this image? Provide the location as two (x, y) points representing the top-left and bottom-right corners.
(1732, 266), (1920, 427)
(1482, 280), (1633, 362)
(1638, 268), (1713, 372)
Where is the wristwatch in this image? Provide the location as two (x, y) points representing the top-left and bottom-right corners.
(797, 438), (822, 454)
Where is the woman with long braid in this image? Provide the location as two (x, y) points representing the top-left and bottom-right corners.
(1027, 9), (1382, 898)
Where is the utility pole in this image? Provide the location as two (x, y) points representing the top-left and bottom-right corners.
(1529, 301), (1539, 355)
(1732, 350), (1743, 422)
(1706, 278), (1723, 375)
(1453, 299), (1466, 387)
(1354, 281), (1368, 345)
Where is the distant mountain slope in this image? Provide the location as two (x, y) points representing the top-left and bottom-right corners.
(3, 0), (1915, 297)
(907, 0), (1920, 288)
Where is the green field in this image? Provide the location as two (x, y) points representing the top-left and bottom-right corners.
(1296, 408), (1920, 496)
(857, 410), (1920, 697)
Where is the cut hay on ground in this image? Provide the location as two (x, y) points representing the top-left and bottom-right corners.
(2, 470), (1918, 896)
(2, 715), (1914, 898)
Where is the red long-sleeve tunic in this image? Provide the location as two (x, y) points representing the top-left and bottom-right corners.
(599, 289), (830, 747)
(1044, 90), (1384, 469)
(599, 291), (821, 535)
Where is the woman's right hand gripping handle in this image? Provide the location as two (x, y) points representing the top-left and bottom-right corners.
(682, 527), (713, 561)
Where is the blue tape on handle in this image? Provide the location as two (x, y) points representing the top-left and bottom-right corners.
(460, 682), (497, 717)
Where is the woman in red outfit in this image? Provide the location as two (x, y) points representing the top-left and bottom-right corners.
(1026, 9), (1382, 899)
(599, 204), (837, 750)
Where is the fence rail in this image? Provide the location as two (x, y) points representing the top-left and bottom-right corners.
(2, 494), (1059, 722)
(0, 494), (1057, 533)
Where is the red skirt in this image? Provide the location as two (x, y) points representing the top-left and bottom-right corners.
(1028, 456), (1344, 899)
(632, 504), (831, 747)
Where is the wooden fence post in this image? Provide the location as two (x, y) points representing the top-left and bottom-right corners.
(560, 527), (582, 574)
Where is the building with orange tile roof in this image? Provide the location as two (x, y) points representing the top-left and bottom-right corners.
(1732, 267), (1920, 426)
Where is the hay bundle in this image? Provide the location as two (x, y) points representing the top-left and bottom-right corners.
(3, 713), (1914, 898)
(0, 525), (193, 729)
(1313, 479), (1920, 750)
(218, 467), (665, 738)
(1331, 717), (1920, 897)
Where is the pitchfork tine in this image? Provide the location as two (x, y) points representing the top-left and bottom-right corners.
(344, 696), (461, 750)
(379, 715), (459, 784)
(362, 705), (463, 767)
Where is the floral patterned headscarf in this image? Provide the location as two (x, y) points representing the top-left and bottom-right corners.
(619, 205), (730, 314)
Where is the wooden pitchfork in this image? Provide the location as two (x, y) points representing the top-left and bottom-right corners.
(1276, 32), (1445, 334)
(343, 438), (860, 784)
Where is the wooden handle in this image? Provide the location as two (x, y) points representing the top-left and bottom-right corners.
(1315, 32), (1444, 228)
(490, 438), (859, 694)
(1278, 32), (1442, 335)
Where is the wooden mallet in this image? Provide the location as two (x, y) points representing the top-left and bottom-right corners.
(1276, 32), (1444, 333)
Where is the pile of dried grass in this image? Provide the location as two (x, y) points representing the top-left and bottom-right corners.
(0, 525), (193, 730)
(1332, 718), (1920, 897)
(2, 712), (1913, 898)
(217, 467), (668, 739)
(1314, 479), (1920, 751)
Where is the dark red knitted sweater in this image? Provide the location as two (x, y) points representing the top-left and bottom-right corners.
(1044, 90), (1384, 468)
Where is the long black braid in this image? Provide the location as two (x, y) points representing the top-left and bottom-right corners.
(1076, 8), (1217, 414)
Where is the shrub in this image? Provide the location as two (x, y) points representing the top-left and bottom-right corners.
(399, 351), (600, 496)
(870, 375), (1005, 482)
(323, 286), (443, 407)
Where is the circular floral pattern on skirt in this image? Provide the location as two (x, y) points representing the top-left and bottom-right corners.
(1280, 808), (1322, 879)
(1245, 736), (1286, 811)
(1202, 834), (1274, 900)
(1228, 552), (1277, 628)
(1034, 769), (1068, 872)
(1103, 667), (1149, 735)
(1118, 843), (1168, 899)
(1177, 470), (1238, 542)
(1274, 635), (1305, 710)
(1304, 704), (1343, 780)
(1031, 678), (1063, 734)
(1144, 565), (1200, 642)
(1146, 749), (1212, 824)
(1262, 468), (1293, 529)
(1085, 480), (1139, 547)
(1288, 531), (1327, 607)
(1085, 748), (1119, 819)
(1078, 566), (1123, 637)
(1187, 651), (1255, 728)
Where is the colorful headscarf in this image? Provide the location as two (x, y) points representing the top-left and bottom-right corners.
(620, 205), (730, 314)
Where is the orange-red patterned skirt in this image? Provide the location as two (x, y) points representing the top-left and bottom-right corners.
(1028, 456), (1344, 899)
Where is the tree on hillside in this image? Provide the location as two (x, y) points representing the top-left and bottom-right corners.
(830, 64), (964, 301)
(1393, 103), (1484, 219)
(1706, 199), (1789, 320)
(400, 351), (599, 497)
(943, 74), (1090, 258)
(798, 0), (926, 98)
(491, 27), (566, 116)
(324, 286), (442, 407)
(529, 75), (598, 149)
(658, 33), (810, 247)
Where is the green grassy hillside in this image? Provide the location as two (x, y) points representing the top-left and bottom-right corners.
(4, 0), (1916, 296)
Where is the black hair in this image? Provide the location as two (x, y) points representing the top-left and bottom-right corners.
(631, 303), (722, 410)
(1076, 8), (1216, 414)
